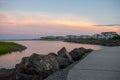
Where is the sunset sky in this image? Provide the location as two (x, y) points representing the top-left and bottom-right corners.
(0, 0), (120, 39)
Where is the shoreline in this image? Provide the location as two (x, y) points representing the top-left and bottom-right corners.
(64, 39), (120, 46)
(0, 44), (119, 80)
(0, 47), (93, 80)
(0, 42), (27, 55)
(1, 39), (120, 46)
(0, 40), (119, 80)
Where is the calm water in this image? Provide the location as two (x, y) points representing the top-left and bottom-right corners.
(0, 41), (102, 69)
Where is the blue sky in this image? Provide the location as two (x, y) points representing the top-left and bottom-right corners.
(0, 0), (120, 39)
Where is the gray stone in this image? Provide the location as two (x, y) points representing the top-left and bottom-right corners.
(48, 52), (57, 57)
(0, 69), (16, 80)
(56, 56), (71, 69)
(57, 47), (73, 62)
(15, 57), (29, 73)
(69, 48), (86, 61)
(16, 53), (59, 78)
(12, 73), (43, 80)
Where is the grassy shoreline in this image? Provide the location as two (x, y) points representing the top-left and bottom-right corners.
(0, 42), (27, 55)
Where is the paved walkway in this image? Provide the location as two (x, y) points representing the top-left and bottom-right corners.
(67, 47), (120, 80)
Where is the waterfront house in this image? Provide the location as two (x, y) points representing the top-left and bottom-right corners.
(79, 35), (93, 39)
(66, 35), (78, 39)
(93, 32), (118, 40)
(101, 32), (118, 39)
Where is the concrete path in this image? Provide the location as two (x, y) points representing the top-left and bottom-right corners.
(67, 47), (120, 80)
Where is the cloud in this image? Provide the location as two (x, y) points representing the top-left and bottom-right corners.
(94, 24), (120, 27)
(0, 10), (94, 27)
(0, 10), (120, 35)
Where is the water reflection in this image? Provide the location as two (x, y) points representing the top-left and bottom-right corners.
(0, 41), (102, 69)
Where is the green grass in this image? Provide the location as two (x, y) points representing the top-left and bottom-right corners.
(0, 42), (26, 55)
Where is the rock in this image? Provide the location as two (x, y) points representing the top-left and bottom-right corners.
(65, 39), (120, 46)
(69, 47), (93, 61)
(55, 56), (71, 69)
(48, 48), (73, 69)
(78, 47), (87, 53)
(0, 68), (16, 80)
(15, 57), (29, 73)
(0, 47), (93, 80)
(69, 48), (86, 61)
(57, 47), (73, 62)
(12, 73), (43, 80)
(48, 52), (57, 57)
(86, 49), (93, 53)
(16, 53), (60, 78)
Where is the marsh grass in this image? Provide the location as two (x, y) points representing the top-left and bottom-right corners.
(0, 42), (26, 55)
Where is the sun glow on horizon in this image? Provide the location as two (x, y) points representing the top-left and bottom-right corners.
(0, 10), (120, 35)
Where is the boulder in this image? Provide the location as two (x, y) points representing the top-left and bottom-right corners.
(69, 48), (86, 61)
(16, 53), (59, 78)
(15, 57), (29, 73)
(55, 56), (71, 69)
(0, 47), (93, 80)
(0, 68), (16, 80)
(69, 47), (93, 61)
(78, 47), (87, 53)
(48, 52), (57, 57)
(12, 73), (43, 80)
(57, 47), (73, 62)
(86, 49), (93, 53)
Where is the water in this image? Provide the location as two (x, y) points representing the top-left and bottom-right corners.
(0, 40), (102, 69)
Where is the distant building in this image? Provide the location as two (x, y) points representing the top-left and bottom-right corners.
(93, 32), (118, 40)
(45, 32), (119, 40)
(55, 36), (65, 40)
(79, 35), (93, 39)
(40, 36), (65, 40)
(66, 35), (78, 39)
(101, 32), (118, 39)
(93, 34), (100, 39)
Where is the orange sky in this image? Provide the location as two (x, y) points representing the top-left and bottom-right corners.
(0, 11), (120, 36)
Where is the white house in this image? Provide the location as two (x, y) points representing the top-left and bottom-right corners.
(66, 32), (118, 40)
(66, 35), (78, 39)
(93, 32), (118, 40)
(101, 32), (118, 39)
(79, 35), (93, 39)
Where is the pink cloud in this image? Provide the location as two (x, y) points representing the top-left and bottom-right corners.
(0, 10), (120, 35)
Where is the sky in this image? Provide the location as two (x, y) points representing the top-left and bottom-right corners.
(0, 0), (120, 39)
